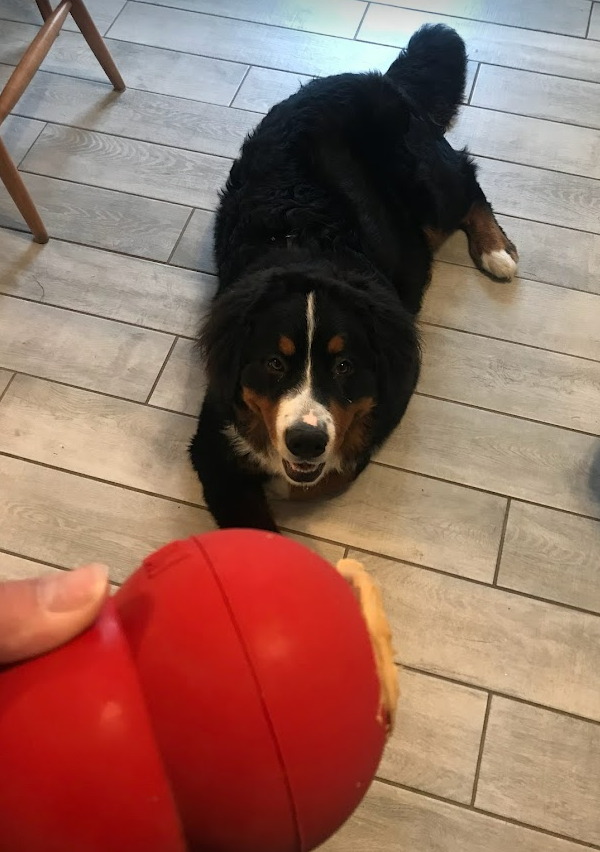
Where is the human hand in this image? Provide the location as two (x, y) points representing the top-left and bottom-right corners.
(0, 564), (109, 665)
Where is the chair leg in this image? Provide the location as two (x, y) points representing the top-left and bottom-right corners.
(35, 0), (54, 21)
(69, 0), (126, 91)
(0, 137), (49, 243)
(0, 0), (72, 125)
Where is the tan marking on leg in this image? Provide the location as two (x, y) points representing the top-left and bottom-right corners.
(327, 334), (345, 355)
(462, 202), (518, 280)
(279, 335), (295, 356)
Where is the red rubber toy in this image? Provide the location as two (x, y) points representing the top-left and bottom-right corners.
(0, 530), (397, 852)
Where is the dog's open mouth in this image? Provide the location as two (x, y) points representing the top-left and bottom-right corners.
(282, 460), (325, 484)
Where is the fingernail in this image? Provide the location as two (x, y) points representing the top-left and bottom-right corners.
(38, 564), (109, 613)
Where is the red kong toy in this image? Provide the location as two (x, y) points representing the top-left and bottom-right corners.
(0, 530), (398, 852)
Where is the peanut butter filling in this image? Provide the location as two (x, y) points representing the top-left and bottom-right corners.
(336, 559), (399, 735)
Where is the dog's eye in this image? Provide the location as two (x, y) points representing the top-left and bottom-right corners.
(266, 356), (286, 374)
(335, 359), (353, 377)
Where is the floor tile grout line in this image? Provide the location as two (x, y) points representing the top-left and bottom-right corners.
(492, 499), (511, 585)
(467, 61), (480, 103)
(371, 455), (600, 521)
(0, 373), (16, 406)
(470, 693), (493, 806)
(586, 2), (595, 38)
(66, 3), (386, 49)
(401, 665), (600, 728)
(0, 219), (218, 272)
(415, 392), (600, 439)
(144, 336), (178, 404)
(420, 319), (600, 366)
(102, 0), (129, 39)
(355, 7), (595, 43)
(0, 546), (83, 576)
(0, 370), (196, 418)
(0, 440), (598, 617)
(358, 2), (595, 41)
(373, 460), (600, 524)
(16, 166), (198, 212)
(0, 289), (200, 341)
(14, 121), (48, 170)
(499, 577), (600, 617)
(373, 776), (600, 850)
(85, 0), (597, 43)
(349, 544), (600, 618)
(353, 2), (370, 40)
(462, 99), (600, 135)
(434, 253), (600, 295)
(0, 290), (185, 340)
(228, 64), (252, 108)
(475, 57), (600, 86)
(0, 60), (254, 116)
(9, 103), (244, 164)
(472, 150), (600, 185)
(167, 208), (195, 264)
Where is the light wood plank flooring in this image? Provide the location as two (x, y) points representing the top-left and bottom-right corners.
(1, 2), (599, 849)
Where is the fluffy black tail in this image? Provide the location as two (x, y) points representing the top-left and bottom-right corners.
(385, 24), (467, 130)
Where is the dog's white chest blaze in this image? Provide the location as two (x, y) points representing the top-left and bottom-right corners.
(275, 292), (335, 451)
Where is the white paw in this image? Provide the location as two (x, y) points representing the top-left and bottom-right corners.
(481, 249), (517, 280)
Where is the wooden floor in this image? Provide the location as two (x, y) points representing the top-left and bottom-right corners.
(1, 1), (600, 848)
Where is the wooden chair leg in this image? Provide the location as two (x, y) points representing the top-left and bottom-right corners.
(0, 1), (72, 125)
(69, 0), (126, 91)
(0, 136), (48, 243)
(35, 0), (54, 21)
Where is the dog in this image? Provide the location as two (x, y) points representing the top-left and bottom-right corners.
(189, 24), (518, 531)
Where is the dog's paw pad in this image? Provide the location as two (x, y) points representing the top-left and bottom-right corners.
(481, 249), (517, 281)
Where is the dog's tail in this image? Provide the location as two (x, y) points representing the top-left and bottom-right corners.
(385, 24), (467, 130)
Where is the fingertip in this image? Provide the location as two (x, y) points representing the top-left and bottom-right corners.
(38, 564), (109, 614)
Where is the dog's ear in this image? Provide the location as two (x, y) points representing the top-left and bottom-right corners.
(199, 277), (267, 408)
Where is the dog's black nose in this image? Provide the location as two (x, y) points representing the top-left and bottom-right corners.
(285, 423), (328, 460)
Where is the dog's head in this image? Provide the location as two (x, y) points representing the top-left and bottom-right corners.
(201, 262), (420, 486)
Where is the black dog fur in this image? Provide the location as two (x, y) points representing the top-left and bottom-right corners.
(189, 25), (517, 531)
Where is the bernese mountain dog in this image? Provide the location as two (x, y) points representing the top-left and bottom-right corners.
(189, 24), (518, 531)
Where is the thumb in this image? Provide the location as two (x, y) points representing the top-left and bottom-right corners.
(0, 564), (109, 665)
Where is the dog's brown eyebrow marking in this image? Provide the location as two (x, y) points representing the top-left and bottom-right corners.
(279, 335), (295, 356)
(327, 335), (345, 355)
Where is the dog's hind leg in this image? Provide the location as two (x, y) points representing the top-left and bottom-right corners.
(456, 151), (519, 281)
(462, 199), (519, 281)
